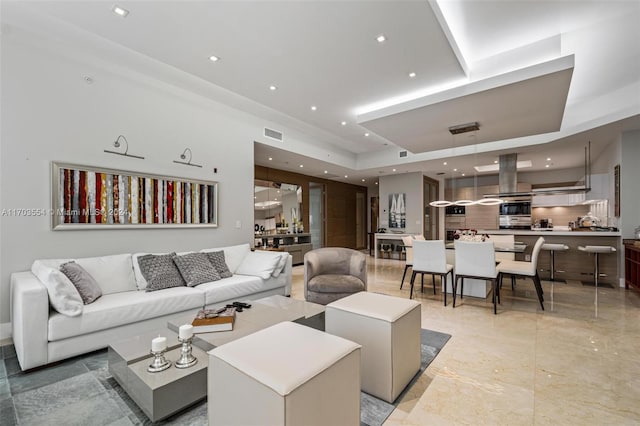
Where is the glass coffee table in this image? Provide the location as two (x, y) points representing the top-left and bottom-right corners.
(108, 296), (325, 421)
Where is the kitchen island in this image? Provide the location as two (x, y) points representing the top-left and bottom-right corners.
(479, 229), (622, 285)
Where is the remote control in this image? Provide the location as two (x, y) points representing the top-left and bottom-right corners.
(227, 304), (243, 312)
(232, 301), (252, 309)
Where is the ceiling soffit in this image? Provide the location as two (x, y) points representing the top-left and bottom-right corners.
(357, 55), (575, 154)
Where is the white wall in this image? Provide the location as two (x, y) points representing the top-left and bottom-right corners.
(0, 18), (328, 333)
(378, 172), (423, 234)
(621, 130), (640, 238)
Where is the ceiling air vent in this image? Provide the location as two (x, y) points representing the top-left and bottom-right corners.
(399, 151), (408, 158)
(264, 127), (283, 141)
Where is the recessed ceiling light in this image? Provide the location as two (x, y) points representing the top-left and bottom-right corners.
(310, 105), (317, 111)
(443, 162), (447, 165)
(268, 157), (273, 161)
(344, 175), (348, 178)
(392, 168), (397, 172)
(494, 160), (498, 164)
(545, 164), (550, 168)
(376, 34), (387, 43)
(208, 55), (220, 62)
(546, 157), (551, 161)
(461, 173), (466, 176)
(408, 72), (416, 78)
(274, 198), (278, 201)
(112, 5), (129, 17)
(364, 133), (370, 137)
(453, 168), (457, 172)
(375, 182), (378, 185)
(299, 164), (304, 168)
(341, 121), (347, 126)
(269, 85), (277, 91)
(324, 170), (328, 174)
(361, 179), (366, 182)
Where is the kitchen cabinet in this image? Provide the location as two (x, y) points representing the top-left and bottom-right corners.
(532, 192), (586, 207)
(625, 242), (640, 291)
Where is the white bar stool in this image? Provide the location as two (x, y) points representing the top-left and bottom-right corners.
(541, 243), (569, 281)
(578, 245), (617, 317)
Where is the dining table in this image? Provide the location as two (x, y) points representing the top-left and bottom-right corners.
(441, 241), (528, 298)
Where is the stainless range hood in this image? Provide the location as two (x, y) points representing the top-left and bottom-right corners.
(485, 146), (591, 199)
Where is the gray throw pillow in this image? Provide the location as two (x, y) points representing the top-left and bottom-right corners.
(138, 253), (186, 292)
(172, 252), (221, 287)
(60, 261), (102, 305)
(206, 251), (233, 278)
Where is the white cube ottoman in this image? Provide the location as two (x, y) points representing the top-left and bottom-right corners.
(208, 321), (361, 426)
(326, 292), (421, 403)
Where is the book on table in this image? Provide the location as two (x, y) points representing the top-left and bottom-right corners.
(192, 307), (236, 333)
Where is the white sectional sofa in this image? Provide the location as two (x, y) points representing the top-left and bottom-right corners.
(10, 243), (292, 370)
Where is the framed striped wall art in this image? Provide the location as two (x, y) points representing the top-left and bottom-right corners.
(51, 162), (218, 230)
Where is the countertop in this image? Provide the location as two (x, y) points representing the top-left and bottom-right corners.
(479, 229), (621, 237)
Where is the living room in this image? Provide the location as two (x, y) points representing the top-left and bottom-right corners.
(2, 1), (640, 425)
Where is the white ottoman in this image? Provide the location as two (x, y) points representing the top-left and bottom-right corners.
(208, 321), (361, 426)
(326, 292), (421, 403)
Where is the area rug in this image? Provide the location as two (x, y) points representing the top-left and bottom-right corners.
(2, 328), (449, 425)
(360, 328), (451, 426)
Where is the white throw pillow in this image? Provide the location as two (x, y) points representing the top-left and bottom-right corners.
(31, 260), (83, 317)
(271, 253), (289, 278)
(235, 251), (283, 280)
(76, 254), (137, 295)
(202, 244), (250, 274)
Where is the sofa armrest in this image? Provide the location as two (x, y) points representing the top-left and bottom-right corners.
(282, 254), (293, 296)
(11, 271), (49, 370)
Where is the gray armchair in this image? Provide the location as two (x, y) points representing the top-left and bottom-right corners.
(304, 247), (367, 305)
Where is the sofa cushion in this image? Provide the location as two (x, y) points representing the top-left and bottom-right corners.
(202, 244), (250, 273)
(205, 251), (233, 278)
(173, 252), (221, 287)
(308, 275), (366, 293)
(31, 261), (83, 317)
(60, 261), (102, 305)
(235, 251), (283, 280)
(138, 253), (186, 292)
(272, 253), (289, 278)
(197, 274), (280, 306)
(48, 286), (204, 341)
(75, 254), (137, 295)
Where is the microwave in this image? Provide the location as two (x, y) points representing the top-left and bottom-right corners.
(499, 201), (531, 216)
(445, 205), (466, 215)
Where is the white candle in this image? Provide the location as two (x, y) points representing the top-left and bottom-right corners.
(151, 336), (167, 352)
(179, 324), (193, 340)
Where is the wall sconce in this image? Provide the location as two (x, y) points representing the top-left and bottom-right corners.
(173, 148), (202, 168)
(104, 135), (145, 159)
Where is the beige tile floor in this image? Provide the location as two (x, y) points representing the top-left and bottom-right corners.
(290, 256), (640, 425)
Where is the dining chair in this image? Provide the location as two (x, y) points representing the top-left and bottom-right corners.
(400, 236), (414, 289)
(489, 234), (516, 290)
(496, 237), (545, 311)
(453, 241), (500, 314)
(411, 240), (453, 305)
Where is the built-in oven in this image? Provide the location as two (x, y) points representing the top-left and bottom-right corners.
(499, 215), (532, 230)
(499, 201), (531, 216)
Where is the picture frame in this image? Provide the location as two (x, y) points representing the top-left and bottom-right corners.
(51, 162), (218, 230)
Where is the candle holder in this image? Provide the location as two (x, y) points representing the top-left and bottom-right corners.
(147, 349), (172, 373)
(175, 337), (198, 369)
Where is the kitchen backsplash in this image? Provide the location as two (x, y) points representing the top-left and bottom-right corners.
(532, 205), (590, 226)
